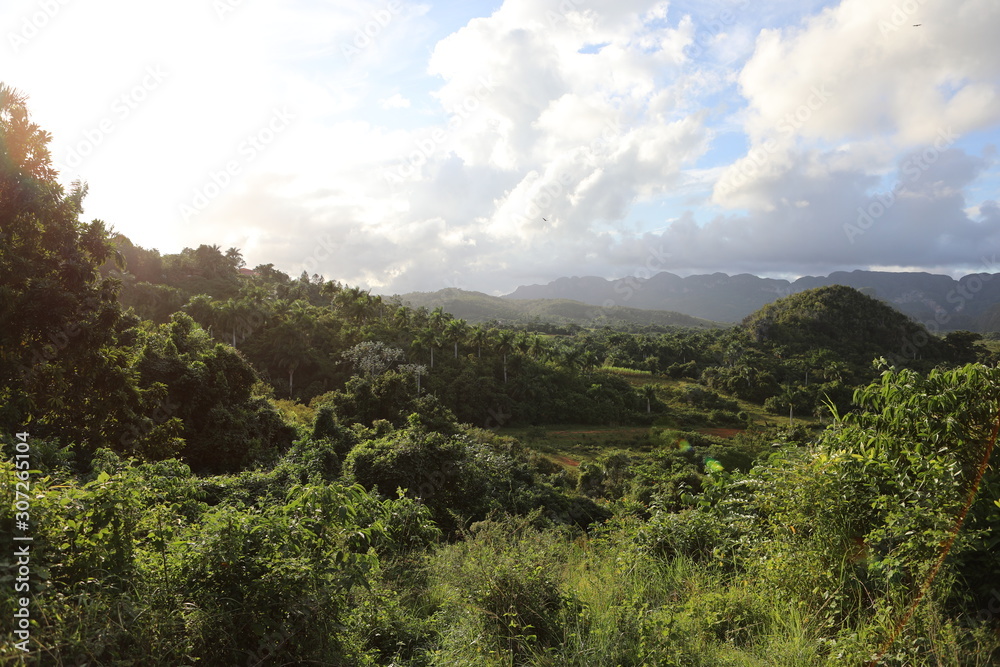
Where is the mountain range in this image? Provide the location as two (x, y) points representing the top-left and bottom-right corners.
(502, 270), (1000, 331)
(394, 288), (722, 329)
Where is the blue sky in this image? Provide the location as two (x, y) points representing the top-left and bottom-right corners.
(5, 0), (999, 294)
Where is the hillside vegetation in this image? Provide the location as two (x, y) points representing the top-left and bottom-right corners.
(742, 285), (949, 363)
(3, 85), (1000, 666)
(397, 287), (723, 329)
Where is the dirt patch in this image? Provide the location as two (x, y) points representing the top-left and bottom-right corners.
(552, 455), (580, 467)
(696, 428), (744, 438)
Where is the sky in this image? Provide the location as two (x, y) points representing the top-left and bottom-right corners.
(5, 0), (1000, 296)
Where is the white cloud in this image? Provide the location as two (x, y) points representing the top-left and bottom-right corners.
(717, 0), (1000, 205)
(5, 0), (1000, 296)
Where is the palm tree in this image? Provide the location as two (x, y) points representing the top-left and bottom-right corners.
(393, 305), (411, 330)
(559, 346), (583, 375)
(641, 384), (657, 414)
(779, 384), (797, 426)
(270, 323), (311, 396)
(369, 293), (384, 321)
(469, 326), (489, 358)
(514, 332), (531, 356)
(217, 299), (238, 346)
(493, 329), (515, 384)
(444, 319), (467, 359)
(334, 286), (370, 323)
(319, 280), (339, 298)
(410, 306), (430, 329)
(414, 328), (439, 368)
(528, 335), (547, 360)
(429, 306), (450, 331)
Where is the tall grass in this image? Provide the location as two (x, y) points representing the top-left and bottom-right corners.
(418, 513), (1000, 666)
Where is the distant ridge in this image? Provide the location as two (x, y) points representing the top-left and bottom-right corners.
(393, 288), (723, 329)
(504, 270), (1000, 331)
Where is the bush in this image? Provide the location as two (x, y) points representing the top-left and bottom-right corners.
(427, 515), (575, 661)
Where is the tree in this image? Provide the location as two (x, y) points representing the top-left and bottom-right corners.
(429, 306), (450, 331)
(528, 334), (547, 360)
(392, 305), (412, 330)
(267, 302), (315, 396)
(559, 346), (583, 375)
(335, 286), (370, 323)
(514, 332), (531, 356)
(469, 325), (489, 358)
(444, 319), (467, 359)
(414, 328), (439, 369)
(342, 341), (404, 378)
(399, 363), (428, 395)
(0, 84), (147, 450)
(641, 384), (657, 414)
(493, 329), (515, 384)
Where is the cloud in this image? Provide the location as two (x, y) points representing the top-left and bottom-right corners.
(717, 0), (1000, 205)
(7, 0), (1000, 297)
(237, 0), (1000, 294)
(648, 144), (1000, 277)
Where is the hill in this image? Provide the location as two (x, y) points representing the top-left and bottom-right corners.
(393, 288), (724, 329)
(505, 269), (1000, 331)
(740, 285), (948, 365)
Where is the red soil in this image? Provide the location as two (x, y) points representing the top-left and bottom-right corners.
(552, 455), (581, 467)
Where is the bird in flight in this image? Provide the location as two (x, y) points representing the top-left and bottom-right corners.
(542, 217), (548, 221)
(913, 23), (921, 26)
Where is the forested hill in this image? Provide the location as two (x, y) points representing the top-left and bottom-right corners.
(505, 269), (1000, 330)
(395, 287), (723, 330)
(741, 285), (949, 364)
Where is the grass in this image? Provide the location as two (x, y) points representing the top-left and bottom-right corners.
(421, 515), (1000, 666)
(500, 424), (655, 468)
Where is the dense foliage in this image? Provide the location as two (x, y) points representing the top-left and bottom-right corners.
(3, 86), (999, 665)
